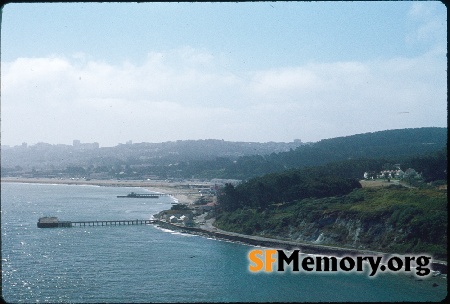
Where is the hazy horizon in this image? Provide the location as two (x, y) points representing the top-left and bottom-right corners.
(2, 137), (305, 148)
(3, 126), (446, 149)
(1, 2), (447, 147)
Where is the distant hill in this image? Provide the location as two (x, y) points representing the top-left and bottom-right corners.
(1, 127), (446, 180)
(217, 127), (447, 179)
(293, 127), (446, 162)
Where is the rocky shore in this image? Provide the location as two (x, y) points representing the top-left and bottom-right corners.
(155, 219), (448, 275)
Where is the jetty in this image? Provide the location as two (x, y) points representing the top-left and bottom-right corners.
(37, 217), (157, 228)
(117, 192), (161, 198)
(116, 191), (198, 198)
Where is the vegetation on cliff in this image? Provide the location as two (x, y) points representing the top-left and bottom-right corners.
(215, 144), (447, 260)
(217, 167), (362, 212)
(215, 186), (447, 260)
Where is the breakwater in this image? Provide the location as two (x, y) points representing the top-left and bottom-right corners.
(155, 220), (447, 274)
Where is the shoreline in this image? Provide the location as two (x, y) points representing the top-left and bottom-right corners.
(4, 177), (447, 274)
(156, 220), (448, 275)
(1, 177), (201, 205)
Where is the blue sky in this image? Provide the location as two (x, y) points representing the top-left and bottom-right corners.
(1, 2), (447, 147)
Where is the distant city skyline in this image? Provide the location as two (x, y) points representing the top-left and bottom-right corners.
(3, 137), (305, 149)
(1, 2), (447, 147)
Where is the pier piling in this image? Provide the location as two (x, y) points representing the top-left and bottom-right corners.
(38, 218), (156, 228)
(70, 219), (155, 227)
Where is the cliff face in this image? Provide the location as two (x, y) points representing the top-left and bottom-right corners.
(154, 183), (447, 274)
(215, 187), (447, 260)
(279, 212), (410, 253)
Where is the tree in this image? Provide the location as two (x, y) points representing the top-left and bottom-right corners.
(217, 183), (240, 212)
(171, 204), (190, 210)
(382, 163), (392, 170)
(404, 168), (419, 185)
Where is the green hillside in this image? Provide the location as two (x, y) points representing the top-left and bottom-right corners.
(214, 142), (447, 260)
(215, 185), (447, 260)
(219, 127), (447, 179)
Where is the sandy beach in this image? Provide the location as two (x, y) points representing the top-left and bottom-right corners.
(1, 177), (204, 205)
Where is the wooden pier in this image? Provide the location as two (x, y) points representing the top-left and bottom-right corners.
(71, 219), (156, 227)
(37, 217), (157, 228)
(116, 192), (198, 198)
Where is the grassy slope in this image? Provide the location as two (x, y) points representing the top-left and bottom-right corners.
(215, 185), (447, 260)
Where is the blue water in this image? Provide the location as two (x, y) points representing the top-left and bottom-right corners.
(1, 182), (447, 302)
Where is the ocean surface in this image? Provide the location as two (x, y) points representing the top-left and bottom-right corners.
(1, 182), (447, 303)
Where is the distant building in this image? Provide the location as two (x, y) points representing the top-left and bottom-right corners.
(158, 210), (194, 222)
(73, 140), (99, 150)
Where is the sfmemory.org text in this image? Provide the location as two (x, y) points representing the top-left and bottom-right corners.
(248, 249), (432, 277)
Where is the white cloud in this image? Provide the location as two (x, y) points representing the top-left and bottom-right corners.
(1, 47), (446, 146)
(406, 2), (447, 45)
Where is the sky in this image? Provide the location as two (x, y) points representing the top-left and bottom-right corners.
(1, 2), (447, 147)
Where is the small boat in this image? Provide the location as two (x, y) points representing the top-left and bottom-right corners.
(117, 192), (159, 198)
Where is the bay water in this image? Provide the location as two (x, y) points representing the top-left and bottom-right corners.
(1, 182), (447, 302)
